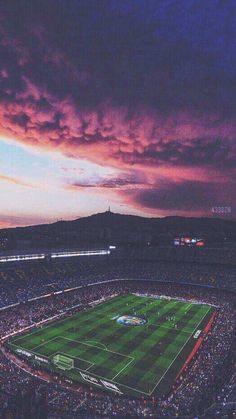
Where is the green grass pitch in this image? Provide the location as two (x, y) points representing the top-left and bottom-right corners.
(7, 294), (215, 397)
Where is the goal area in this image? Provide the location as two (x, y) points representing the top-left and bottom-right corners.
(52, 353), (74, 370)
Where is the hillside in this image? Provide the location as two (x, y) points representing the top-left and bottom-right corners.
(0, 211), (235, 250)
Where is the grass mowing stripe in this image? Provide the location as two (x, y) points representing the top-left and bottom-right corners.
(58, 336), (134, 360)
(147, 305), (211, 395)
(7, 294), (215, 398)
(111, 357), (135, 380)
(116, 301), (203, 392)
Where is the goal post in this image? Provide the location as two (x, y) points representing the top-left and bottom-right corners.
(52, 354), (74, 370)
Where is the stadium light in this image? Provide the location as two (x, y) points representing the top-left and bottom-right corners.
(51, 250), (110, 258)
(0, 254), (45, 263)
(0, 249), (110, 263)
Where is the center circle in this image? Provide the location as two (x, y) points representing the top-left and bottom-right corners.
(116, 315), (147, 327)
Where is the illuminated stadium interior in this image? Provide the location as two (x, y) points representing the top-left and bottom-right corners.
(0, 244), (235, 418)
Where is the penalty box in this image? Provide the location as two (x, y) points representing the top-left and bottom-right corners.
(34, 336), (135, 382)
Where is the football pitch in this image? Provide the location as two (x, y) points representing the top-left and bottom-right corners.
(8, 294), (215, 397)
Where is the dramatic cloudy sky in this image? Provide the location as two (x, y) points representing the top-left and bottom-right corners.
(0, 0), (235, 227)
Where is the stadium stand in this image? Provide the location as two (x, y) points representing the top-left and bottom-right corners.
(0, 247), (235, 418)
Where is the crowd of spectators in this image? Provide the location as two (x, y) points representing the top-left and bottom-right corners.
(0, 250), (235, 308)
(126, 245), (236, 266)
(0, 282), (123, 337)
(0, 279), (235, 418)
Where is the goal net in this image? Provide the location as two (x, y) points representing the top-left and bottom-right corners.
(52, 354), (74, 370)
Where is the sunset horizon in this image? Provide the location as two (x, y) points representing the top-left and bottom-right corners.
(0, 1), (235, 227)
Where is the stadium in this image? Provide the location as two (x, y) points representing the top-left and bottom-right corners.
(1, 1), (236, 417)
(0, 212), (235, 418)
